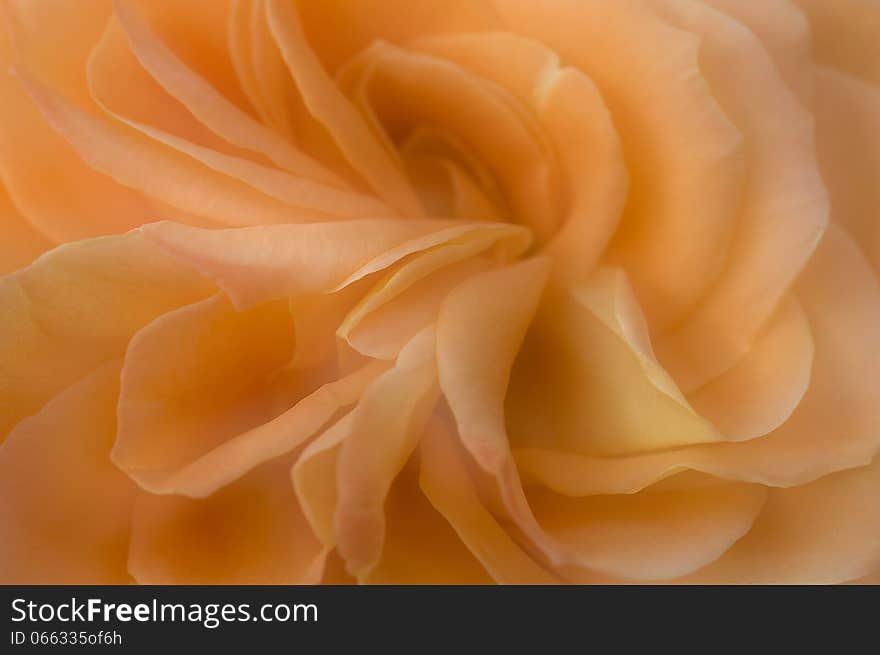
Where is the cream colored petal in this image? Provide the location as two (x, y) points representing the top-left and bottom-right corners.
(507, 269), (720, 457)
(0, 361), (136, 583)
(129, 456), (324, 584)
(516, 226), (880, 494)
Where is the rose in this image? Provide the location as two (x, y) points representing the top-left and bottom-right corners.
(1, 0), (878, 585)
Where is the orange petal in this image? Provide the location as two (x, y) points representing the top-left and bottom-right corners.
(684, 455), (880, 583)
(419, 415), (560, 584)
(0, 360), (136, 583)
(114, 292), (295, 488)
(264, 0), (422, 216)
(129, 456), (324, 584)
(0, 232), (213, 438)
(515, 226), (880, 494)
(507, 269), (720, 457)
(335, 327), (439, 577)
(528, 476), (766, 581)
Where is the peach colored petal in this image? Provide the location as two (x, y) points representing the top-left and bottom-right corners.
(0, 232), (213, 438)
(228, 0), (277, 126)
(413, 32), (627, 279)
(0, 360), (136, 583)
(0, 9), (160, 241)
(5, 0), (111, 103)
(17, 70), (363, 227)
(342, 257), (490, 360)
(116, 0), (342, 186)
(338, 223), (529, 357)
(244, 0), (298, 139)
(119, 0), (252, 112)
(292, 411), (355, 549)
(813, 67), (880, 270)
(419, 416), (560, 584)
(684, 455), (880, 584)
(794, 0), (880, 86)
(436, 257), (564, 564)
(89, 14), (266, 164)
(527, 479), (766, 581)
(0, 182), (52, 275)
(128, 456), (324, 584)
(265, 0), (422, 216)
(294, 0), (499, 74)
(652, 0), (828, 390)
(515, 226), (880, 494)
(364, 461), (495, 585)
(704, 0), (814, 105)
(688, 296), (813, 441)
(497, 0), (745, 329)
(141, 219), (496, 309)
(335, 327), (439, 578)
(507, 269), (720, 457)
(113, 292), (295, 487)
(148, 360), (389, 498)
(339, 41), (561, 242)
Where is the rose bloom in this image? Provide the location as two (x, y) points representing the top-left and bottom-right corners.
(1, 0), (879, 585)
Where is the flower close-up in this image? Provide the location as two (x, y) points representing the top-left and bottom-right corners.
(1, 0), (879, 585)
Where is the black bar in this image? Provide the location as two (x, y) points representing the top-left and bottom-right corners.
(1, 585), (875, 651)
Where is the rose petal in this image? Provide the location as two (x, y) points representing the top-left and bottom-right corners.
(497, 0), (745, 329)
(413, 33), (627, 279)
(813, 67), (880, 271)
(651, 0), (828, 390)
(527, 476), (766, 581)
(0, 232), (213, 438)
(684, 455), (880, 584)
(113, 292), (295, 489)
(128, 456), (324, 584)
(0, 360), (136, 583)
(794, 0), (880, 87)
(335, 327), (439, 578)
(0, 6), (159, 241)
(0, 182), (52, 275)
(437, 256), (564, 564)
(264, 0), (423, 216)
(515, 226), (880, 493)
(687, 295), (813, 441)
(419, 415), (560, 584)
(507, 269), (720, 457)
